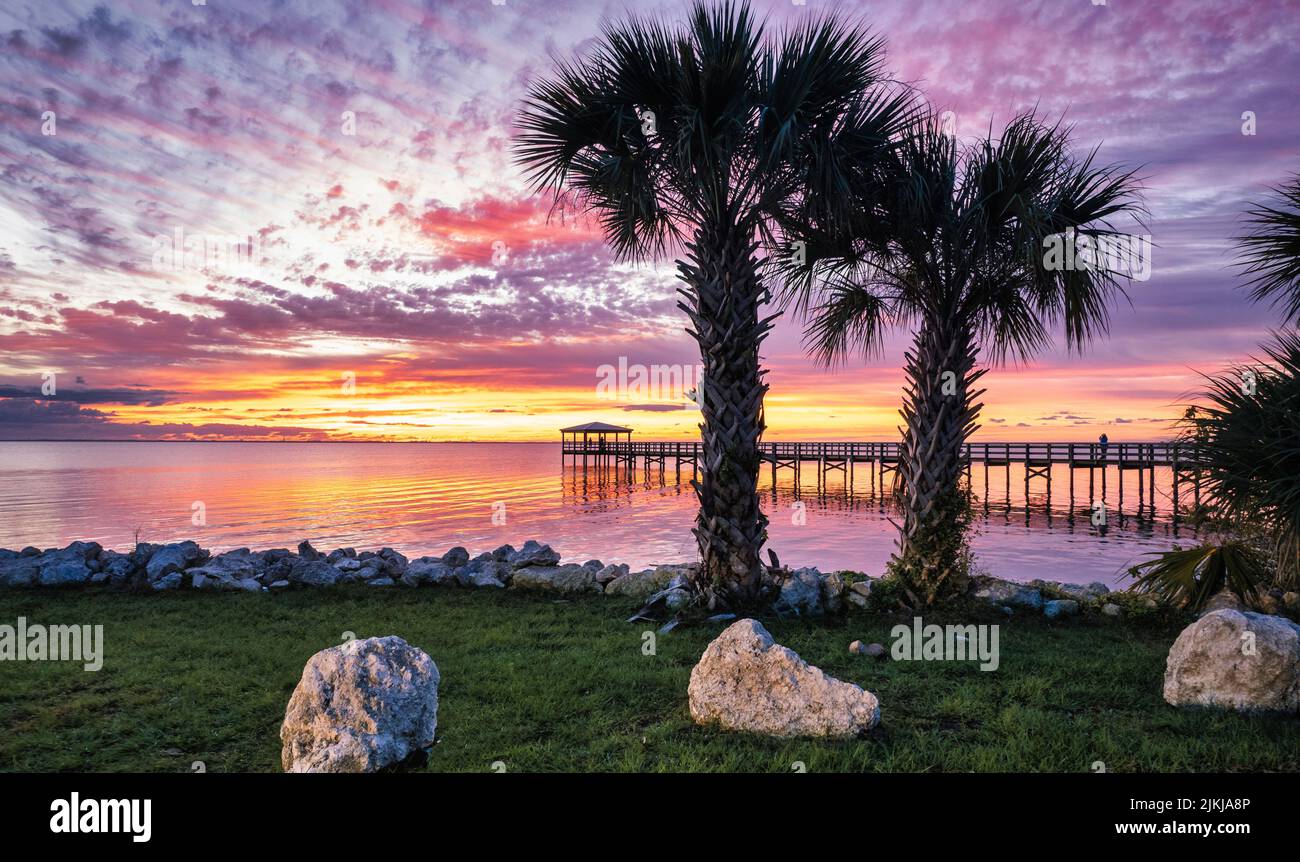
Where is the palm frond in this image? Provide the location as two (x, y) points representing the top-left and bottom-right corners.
(1127, 541), (1268, 612)
(1237, 174), (1300, 323)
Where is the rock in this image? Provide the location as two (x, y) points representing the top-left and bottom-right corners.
(594, 563), (629, 585)
(367, 577), (396, 587)
(849, 640), (886, 658)
(774, 567), (824, 616)
(441, 546), (470, 568)
(845, 579), (872, 610)
(145, 541), (208, 582)
(280, 636), (440, 773)
(402, 558), (456, 587)
(376, 548), (408, 577)
(187, 548), (262, 590)
(335, 558), (364, 573)
(491, 544), (516, 562)
(1164, 610), (1300, 714)
(269, 580), (291, 591)
(604, 567), (674, 601)
(663, 588), (690, 611)
(151, 572), (183, 591)
(297, 540), (321, 560)
(821, 571), (845, 614)
(99, 551), (137, 587)
(582, 559), (604, 571)
(510, 564), (602, 595)
(508, 540), (560, 569)
(288, 559), (341, 588)
(688, 619), (880, 738)
(257, 549), (296, 583)
(1101, 603), (1124, 618)
(1056, 581), (1110, 603)
(972, 578), (1042, 610)
(0, 555), (40, 587)
(1043, 599), (1080, 620)
(36, 542), (101, 586)
(457, 559), (510, 589)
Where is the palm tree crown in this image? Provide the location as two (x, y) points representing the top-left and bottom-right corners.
(780, 112), (1145, 366)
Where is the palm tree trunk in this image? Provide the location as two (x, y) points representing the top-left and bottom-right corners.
(676, 222), (773, 607)
(892, 313), (986, 605)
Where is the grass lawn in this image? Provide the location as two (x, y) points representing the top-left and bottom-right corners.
(1, 587), (1296, 773)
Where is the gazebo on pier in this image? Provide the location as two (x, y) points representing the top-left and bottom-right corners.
(560, 421), (632, 467)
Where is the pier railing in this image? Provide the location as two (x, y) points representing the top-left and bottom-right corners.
(562, 439), (1195, 467)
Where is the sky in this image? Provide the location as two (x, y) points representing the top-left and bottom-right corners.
(0, 0), (1296, 442)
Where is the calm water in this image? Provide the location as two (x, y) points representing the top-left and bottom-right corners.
(0, 441), (1196, 587)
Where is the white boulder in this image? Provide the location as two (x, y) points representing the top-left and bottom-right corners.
(688, 619), (880, 737)
(1163, 610), (1300, 715)
(281, 636), (440, 772)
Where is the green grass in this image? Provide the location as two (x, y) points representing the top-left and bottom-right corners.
(1, 588), (1296, 772)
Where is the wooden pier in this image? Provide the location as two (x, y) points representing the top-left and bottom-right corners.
(562, 438), (1204, 522)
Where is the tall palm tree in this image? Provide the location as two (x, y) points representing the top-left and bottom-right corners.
(1238, 174), (1300, 323)
(515, 1), (913, 606)
(777, 112), (1145, 606)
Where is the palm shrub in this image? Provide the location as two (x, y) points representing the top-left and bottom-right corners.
(515, 2), (913, 606)
(776, 112), (1144, 606)
(1174, 331), (1300, 591)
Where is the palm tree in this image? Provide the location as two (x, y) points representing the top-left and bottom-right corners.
(1238, 174), (1300, 323)
(777, 112), (1145, 606)
(515, 1), (913, 606)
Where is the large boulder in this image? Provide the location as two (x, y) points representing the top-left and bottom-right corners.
(510, 564), (602, 595)
(145, 541), (208, 582)
(688, 619), (881, 737)
(1163, 609), (1300, 714)
(280, 636), (440, 773)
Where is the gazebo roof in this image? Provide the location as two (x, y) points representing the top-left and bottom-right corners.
(560, 421), (633, 434)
